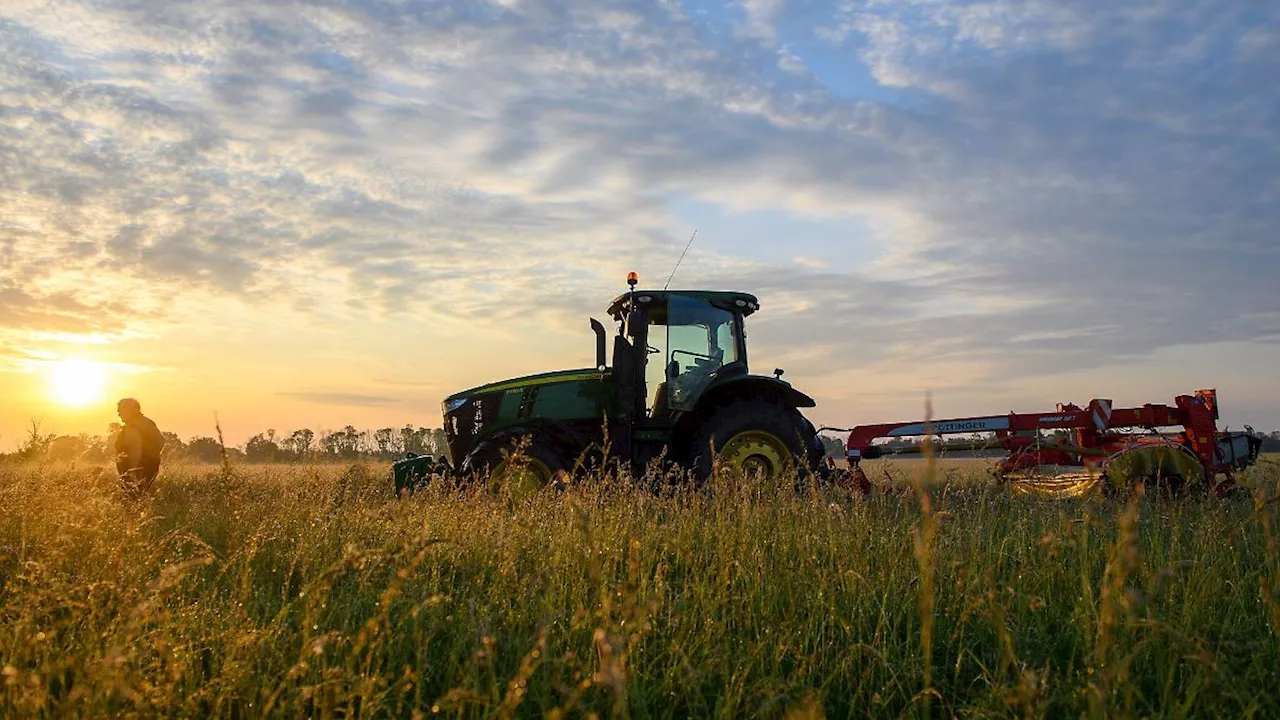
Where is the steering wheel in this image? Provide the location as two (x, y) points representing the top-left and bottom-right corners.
(671, 349), (718, 366)
(669, 350), (723, 403)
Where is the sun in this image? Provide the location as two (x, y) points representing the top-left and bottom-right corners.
(47, 359), (108, 407)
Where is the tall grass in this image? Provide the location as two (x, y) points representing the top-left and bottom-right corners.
(2, 455), (1279, 718)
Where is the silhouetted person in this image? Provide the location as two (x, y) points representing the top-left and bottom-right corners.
(115, 398), (164, 495)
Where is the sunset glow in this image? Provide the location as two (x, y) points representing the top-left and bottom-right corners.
(47, 360), (108, 408)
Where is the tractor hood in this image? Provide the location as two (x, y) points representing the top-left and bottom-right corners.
(443, 368), (607, 408)
(440, 367), (614, 466)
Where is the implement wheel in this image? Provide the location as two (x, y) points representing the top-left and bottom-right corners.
(1103, 445), (1203, 498)
(688, 399), (812, 484)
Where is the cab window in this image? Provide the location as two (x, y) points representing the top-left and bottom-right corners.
(665, 296), (740, 412)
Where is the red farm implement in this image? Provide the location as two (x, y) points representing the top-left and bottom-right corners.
(839, 389), (1263, 496)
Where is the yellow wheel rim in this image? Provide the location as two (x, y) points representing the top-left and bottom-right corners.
(719, 430), (793, 481)
(1104, 446), (1202, 493)
(490, 454), (553, 500)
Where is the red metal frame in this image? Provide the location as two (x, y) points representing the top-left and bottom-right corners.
(842, 389), (1257, 493)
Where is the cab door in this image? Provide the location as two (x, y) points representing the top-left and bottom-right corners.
(663, 296), (742, 414)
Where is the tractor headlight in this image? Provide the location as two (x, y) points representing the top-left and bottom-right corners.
(443, 397), (469, 413)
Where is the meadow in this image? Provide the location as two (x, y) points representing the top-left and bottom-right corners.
(2, 453), (1280, 719)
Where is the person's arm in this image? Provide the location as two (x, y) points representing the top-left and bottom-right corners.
(122, 427), (143, 471)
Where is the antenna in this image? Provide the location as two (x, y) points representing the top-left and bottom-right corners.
(664, 230), (698, 291)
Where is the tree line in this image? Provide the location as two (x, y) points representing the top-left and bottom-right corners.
(5, 422), (1279, 465)
(1, 421), (450, 464)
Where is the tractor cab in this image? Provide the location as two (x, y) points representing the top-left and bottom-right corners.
(604, 288), (759, 420)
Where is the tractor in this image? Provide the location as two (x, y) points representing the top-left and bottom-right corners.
(393, 274), (831, 495)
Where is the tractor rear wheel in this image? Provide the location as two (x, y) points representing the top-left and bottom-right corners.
(463, 432), (569, 500)
(798, 415), (834, 486)
(688, 400), (815, 484)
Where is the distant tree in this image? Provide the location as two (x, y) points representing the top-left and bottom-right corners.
(44, 434), (98, 462)
(373, 428), (397, 457)
(400, 425), (444, 456)
(343, 426), (362, 458)
(15, 420), (56, 461)
(428, 429), (448, 457)
(80, 433), (111, 461)
(185, 436), (225, 463)
(160, 432), (186, 459)
(244, 432), (280, 463)
(400, 425), (422, 454)
(318, 427), (363, 459)
(318, 430), (342, 458)
(285, 429), (315, 460)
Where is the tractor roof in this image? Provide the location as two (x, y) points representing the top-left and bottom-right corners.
(607, 290), (760, 320)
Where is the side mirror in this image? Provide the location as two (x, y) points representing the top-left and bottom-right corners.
(590, 318), (607, 371)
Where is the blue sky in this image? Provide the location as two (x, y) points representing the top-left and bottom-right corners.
(1, 0), (1278, 444)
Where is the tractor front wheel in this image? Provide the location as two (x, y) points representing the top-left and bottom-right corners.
(688, 400), (813, 485)
(463, 432), (569, 501)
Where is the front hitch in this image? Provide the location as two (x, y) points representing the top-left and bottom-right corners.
(392, 452), (453, 497)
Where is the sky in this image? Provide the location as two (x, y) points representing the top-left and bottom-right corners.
(1, 0), (1278, 449)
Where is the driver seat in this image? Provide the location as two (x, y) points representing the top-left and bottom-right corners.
(650, 382), (670, 418)
(649, 359), (679, 418)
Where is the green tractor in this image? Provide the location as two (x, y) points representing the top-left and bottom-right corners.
(393, 275), (832, 496)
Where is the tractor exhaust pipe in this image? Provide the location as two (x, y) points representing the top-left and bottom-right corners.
(590, 318), (607, 371)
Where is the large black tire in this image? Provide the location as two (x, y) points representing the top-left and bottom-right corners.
(686, 399), (817, 484)
(798, 415), (837, 488)
(462, 431), (570, 499)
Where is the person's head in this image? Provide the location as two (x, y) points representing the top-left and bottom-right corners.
(117, 397), (142, 422)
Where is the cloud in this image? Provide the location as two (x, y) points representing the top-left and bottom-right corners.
(0, 0), (1276, 405)
(735, 0), (785, 41)
(276, 391), (400, 407)
(0, 281), (140, 335)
